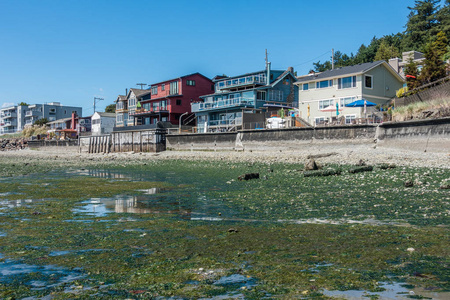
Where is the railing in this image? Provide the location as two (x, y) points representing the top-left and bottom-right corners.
(192, 97), (254, 112)
(216, 74), (266, 90)
(1, 112), (15, 118)
(132, 107), (169, 115)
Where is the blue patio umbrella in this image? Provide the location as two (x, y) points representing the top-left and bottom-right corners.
(345, 99), (377, 121)
(344, 99), (376, 107)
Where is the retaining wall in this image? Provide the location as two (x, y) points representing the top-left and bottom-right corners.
(377, 117), (450, 152)
(167, 119), (450, 153)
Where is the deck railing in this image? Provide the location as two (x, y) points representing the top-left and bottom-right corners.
(192, 97), (254, 112)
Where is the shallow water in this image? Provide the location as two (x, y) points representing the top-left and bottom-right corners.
(322, 281), (450, 299)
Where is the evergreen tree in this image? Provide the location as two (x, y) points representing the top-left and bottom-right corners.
(418, 31), (449, 84)
(374, 40), (399, 62)
(402, 0), (441, 52)
(404, 59), (420, 90)
(105, 104), (116, 113)
(34, 118), (48, 126)
(437, 0), (450, 37)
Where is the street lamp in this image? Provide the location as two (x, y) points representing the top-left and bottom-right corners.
(179, 112), (188, 133)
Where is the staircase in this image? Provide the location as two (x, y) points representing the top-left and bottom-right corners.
(182, 113), (196, 126)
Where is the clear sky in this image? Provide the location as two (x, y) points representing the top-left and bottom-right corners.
(0, 0), (437, 115)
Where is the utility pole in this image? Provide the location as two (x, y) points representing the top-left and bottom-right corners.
(332, 48), (334, 70)
(136, 83), (147, 89)
(93, 97), (104, 113)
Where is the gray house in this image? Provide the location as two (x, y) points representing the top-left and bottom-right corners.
(295, 61), (405, 125)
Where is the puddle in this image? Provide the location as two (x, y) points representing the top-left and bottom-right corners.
(0, 257), (85, 290)
(73, 194), (192, 217)
(323, 281), (450, 299)
(279, 218), (412, 227)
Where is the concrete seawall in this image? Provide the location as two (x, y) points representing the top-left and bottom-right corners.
(377, 118), (450, 152)
(166, 118), (450, 153)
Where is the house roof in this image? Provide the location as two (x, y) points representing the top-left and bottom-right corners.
(268, 69), (297, 87)
(47, 118), (72, 125)
(94, 112), (116, 118)
(296, 61), (402, 83)
(129, 88), (151, 98)
(150, 72), (212, 86)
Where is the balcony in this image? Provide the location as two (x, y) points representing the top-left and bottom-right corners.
(192, 97), (254, 112)
(1, 112), (16, 118)
(25, 110), (39, 117)
(132, 107), (169, 115)
(216, 74), (266, 91)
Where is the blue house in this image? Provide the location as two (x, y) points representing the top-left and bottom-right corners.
(192, 63), (298, 132)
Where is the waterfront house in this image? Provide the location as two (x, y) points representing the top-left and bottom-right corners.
(132, 73), (213, 126)
(91, 112), (116, 135)
(117, 89), (152, 127)
(192, 64), (298, 133)
(114, 95), (128, 128)
(295, 61), (404, 126)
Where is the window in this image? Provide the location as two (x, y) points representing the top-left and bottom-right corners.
(303, 83), (309, 91)
(161, 84), (165, 91)
(315, 117), (326, 125)
(170, 81), (179, 95)
(319, 99), (334, 110)
(161, 117), (168, 122)
(128, 109), (134, 120)
(364, 75), (373, 89)
(152, 102), (159, 111)
(338, 76), (356, 89)
(211, 84), (215, 91)
(316, 80), (333, 89)
(187, 80), (196, 86)
(345, 115), (356, 124)
(268, 90), (283, 102)
(128, 97), (136, 107)
(176, 99), (182, 105)
(339, 96), (357, 107)
(256, 91), (266, 101)
(160, 100), (167, 110)
(151, 86), (158, 95)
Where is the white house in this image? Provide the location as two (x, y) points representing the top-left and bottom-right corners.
(91, 112), (116, 135)
(295, 61), (405, 126)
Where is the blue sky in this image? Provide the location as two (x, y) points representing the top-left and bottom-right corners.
(0, 0), (435, 115)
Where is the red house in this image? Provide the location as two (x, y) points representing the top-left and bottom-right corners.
(133, 73), (213, 126)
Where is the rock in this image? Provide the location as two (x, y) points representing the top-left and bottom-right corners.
(356, 159), (366, 166)
(228, 228), (238, 233)
(304, 159), (318, 171)
(404, 180), (414, 187)
(238, 173), (259, 181)
(440, 184), (450, 189)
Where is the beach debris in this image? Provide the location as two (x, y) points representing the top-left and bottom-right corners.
(228, 228), (238, 233)
(306, 152), (338, 159)
(348, 166), (373, 173)
(303, 169), (341, 177)
(404, 180), (414, 187)
(238, 173), (259, 181)
(378, 163), (397, 170)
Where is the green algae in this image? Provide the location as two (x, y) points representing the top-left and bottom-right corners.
(0, 158), (448, 299)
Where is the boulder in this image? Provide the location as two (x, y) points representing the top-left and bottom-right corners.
(304, 159), (318, 171)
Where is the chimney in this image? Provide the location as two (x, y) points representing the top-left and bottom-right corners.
(288, 66), (294, 74)
(125, 88), (128, 96)
(71, 112), (77, 130)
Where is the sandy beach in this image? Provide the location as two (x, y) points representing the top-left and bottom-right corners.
(1, 142), (449, 169)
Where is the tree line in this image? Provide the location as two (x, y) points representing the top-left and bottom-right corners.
(313, 0), (450, 90)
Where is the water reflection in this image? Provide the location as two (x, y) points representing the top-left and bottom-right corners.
(74, 192), (191, 218)
(0, 199), (35, 209)
(70, 169), (129, 179)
